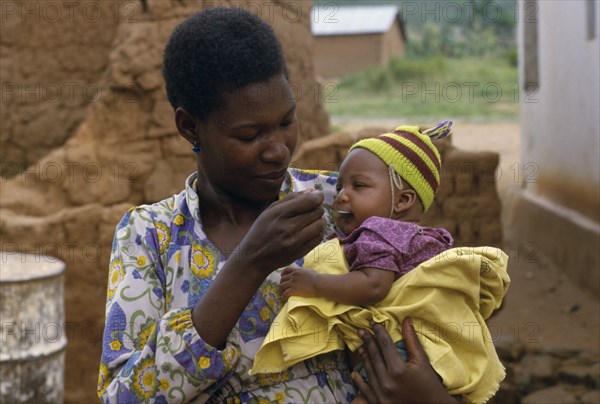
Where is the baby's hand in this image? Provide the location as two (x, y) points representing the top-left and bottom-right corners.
(279, 266), (318, 299)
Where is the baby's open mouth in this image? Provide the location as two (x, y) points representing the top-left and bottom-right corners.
(332, 210), (352, 219)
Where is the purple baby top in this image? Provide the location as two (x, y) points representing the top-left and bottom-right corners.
(337, 217), (453, 279)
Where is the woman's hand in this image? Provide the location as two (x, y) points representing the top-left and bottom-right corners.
(235, 190), (326, 274)
(352, 318), (458, 404)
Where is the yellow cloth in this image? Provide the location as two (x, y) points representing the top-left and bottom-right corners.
(251, 238), (510, 403)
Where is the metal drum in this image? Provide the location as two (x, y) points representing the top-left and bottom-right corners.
(0, 252), (67, 403)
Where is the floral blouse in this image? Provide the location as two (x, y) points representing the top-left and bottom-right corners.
(98, 168), (357, 403)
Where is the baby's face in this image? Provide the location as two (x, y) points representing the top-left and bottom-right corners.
(333, 149), (393, 235)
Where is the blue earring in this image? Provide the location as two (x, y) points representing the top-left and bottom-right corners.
(192, 143), (201, 153)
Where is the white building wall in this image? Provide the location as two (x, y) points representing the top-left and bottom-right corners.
(519, 0), (599, 221)
(514, 0), (600, 296)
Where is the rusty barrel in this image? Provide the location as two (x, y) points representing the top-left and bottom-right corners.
(0, 252), (67, 403)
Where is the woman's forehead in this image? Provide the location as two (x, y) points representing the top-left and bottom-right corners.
(228, 75), (293, 107)
(211, 74), (295, 126)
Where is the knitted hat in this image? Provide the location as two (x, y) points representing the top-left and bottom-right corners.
(349, 121), (452, 212)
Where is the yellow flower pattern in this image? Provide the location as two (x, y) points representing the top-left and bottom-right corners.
(137, 322), (156, 349)
(261, 282), (281, 312)
(191, 244), (215, 278)
(259, 307), (271, 322)
(174, 214), (185, 226)
(167, 313), (189, 333)
(256, 369), (292, 387)
(132, 358), (158, 399)
(199, 356), (211, 369)
(155, 222), (171, 255)
(109, 339), (122, 351)
(159, 378), (169, 391)
(107, 257), (124, 299)
(97, 362), (110, 396)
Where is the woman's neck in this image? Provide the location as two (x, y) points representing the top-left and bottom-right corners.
(195, 175), (274, 228)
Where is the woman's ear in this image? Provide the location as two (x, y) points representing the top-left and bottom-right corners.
(175, 107), (199, 146)
(394, 189), (418, 214)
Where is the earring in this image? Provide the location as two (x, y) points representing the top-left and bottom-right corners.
(192, 143), (201, 153)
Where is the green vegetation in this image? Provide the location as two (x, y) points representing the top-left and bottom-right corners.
(316, 0), (518, 51)
(315, 0), (519, 120)
(322, 55), (519, 120)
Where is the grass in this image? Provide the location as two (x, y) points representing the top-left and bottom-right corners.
(322, 56), (519, 120)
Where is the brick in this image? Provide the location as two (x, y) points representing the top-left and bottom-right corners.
(458, 222), (476, 243)
(522, 384), (578, 404)
(558, 364), (600, 388)
(521, 354), (559, 380)
(454, 171), (474, 195)
(436, 175), (454, 199)
(443, 196), (500, 221)
(580, 390), (600, 404)
(477, 220), (503, 246)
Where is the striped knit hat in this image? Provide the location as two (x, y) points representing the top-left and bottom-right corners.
(349, 121), (452, 212)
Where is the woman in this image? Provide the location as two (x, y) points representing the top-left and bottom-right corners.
(98, 7), (456, 403)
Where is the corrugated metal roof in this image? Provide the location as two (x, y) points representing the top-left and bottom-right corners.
(311, 4), (399, 36)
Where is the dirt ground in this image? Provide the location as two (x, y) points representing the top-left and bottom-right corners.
(452, 122), (599, 353)
(335, 119), (600, 353)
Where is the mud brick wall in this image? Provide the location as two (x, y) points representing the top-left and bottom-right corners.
(427, 147), (502, 246)
(0, 0), (329, 179)
(491, 339), (600, 403)
(0, 0), (120, 175)
(292, 127), (503, 247)
(0, 1), (330, 402)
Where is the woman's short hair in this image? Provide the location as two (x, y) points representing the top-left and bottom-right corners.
(163, 7), (288, 120)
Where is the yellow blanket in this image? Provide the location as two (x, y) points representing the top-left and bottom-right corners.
(251, 239), (510, 403)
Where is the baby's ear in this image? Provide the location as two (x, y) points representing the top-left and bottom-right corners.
(394, 189), (418, 214)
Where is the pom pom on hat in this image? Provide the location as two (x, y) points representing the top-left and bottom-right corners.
(349, 121), (452, 212)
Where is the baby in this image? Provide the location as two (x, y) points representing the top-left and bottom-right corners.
(252, 121), (509, 403)
(281, 121), (453, 306)
(280, 121), (453, 368)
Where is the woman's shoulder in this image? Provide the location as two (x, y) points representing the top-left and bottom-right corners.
(116, 190), (186, 232)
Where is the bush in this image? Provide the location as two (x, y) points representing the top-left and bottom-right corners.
(325, 56), (518, 119)
(364, 67), (393, 92)
(389, 57), (424, 81)
(406, 23), (508, 59)
(388, 56), (446, 82)
(406, 24), (441, 58)
(505, 46), (518, 67)
(339, 56), (447, 93)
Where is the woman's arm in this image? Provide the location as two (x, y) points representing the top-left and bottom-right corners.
(99, 209), (239, 403)
(352, 319), (459, 404)
(191, 190), (327, 348)
(280, 266), (395, 306)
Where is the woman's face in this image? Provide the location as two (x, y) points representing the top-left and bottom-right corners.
(197, 74), (299, 203)
(333, 148), (393, 235)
